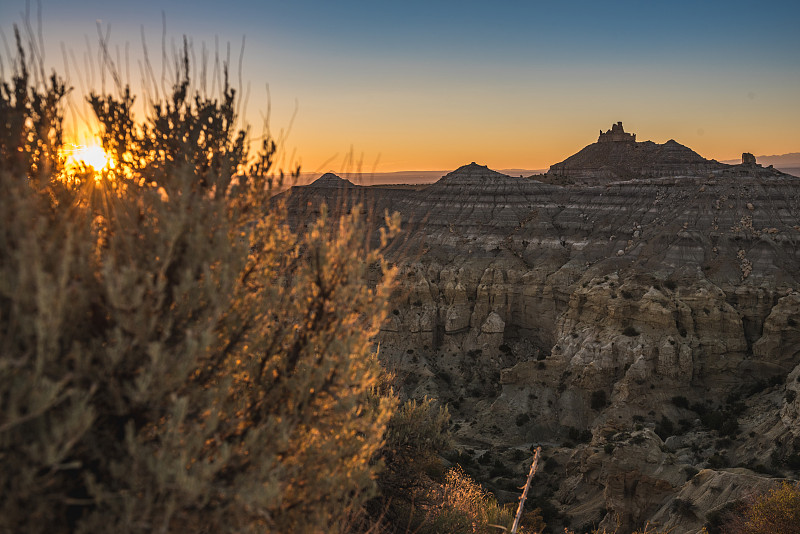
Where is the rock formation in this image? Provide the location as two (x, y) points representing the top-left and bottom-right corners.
(547, 124), (726, 184)
(308, 172), (357, 188)
(281, 126), (800, 533)
(598, 121), (636, 143)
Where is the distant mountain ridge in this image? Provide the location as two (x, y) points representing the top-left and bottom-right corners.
(720, 152), (800, 166)
(296, 168), (547, 187)
(294, 144), (799, 187)
(720, 152), (800, 177)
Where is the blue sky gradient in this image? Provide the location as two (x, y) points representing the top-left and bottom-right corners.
(2, 0), (798, 172)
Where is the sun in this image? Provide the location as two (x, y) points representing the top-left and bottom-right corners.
(64, 143), (114, 172)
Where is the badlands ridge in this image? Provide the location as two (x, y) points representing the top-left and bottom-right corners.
(283, 123), (800, 533)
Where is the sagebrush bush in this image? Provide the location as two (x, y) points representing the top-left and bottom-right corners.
(380, 396), (452, 489)
(0, 31), (398, 533)
(717, 482), (800, 534)
(427, 466), (516, 534)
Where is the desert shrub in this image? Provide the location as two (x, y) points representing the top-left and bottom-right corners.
(655, 416), (675, 439)
(705, 499), (749, 533)
(381, 397), (451, 482)
(745, 377), (783, 396)
(591, 389), (608, 410)
(516, 413), (532, 426)
(672, 497), (697, 517)
(564, 522), (670, 534)
(0, 33), (399, 533)
(510, 449), (528, 462)
(716, 437), (733, 448)
(770, 449), (800, 471)
(786, 453), (800, 470)
(671, 395), (690, 409)
(747, 463), (776, 476)
(566, 426), (592, 444)
(738, 482), (800, 533)
(720, 418), (740, 437)
(370, 396), (452, 529)
(446, 449), (478, 471)
(717, 483), (800, 534)
(701, 409), (740, 436)
(489, 458), (515, 479)
(622, 325), (640, 337)
(707, 453), (730, 469)
(421, 466), (516, 534)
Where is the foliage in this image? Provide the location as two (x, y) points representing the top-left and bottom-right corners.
(380, 396), (452, 489)
(378, 458), (544, 534)
(422, 466), (517, 534)
(655, 416), (675, 440)
(0, 32), (398, 533)
(671, 395), (689, 409)
(740, 482), (800, 533)
(564, 523), (671, 534)
(590, 390), (608, 410)
(622, 326), (639, 337)
(717, 482), (800, 534)
(368, 394), (453, 531)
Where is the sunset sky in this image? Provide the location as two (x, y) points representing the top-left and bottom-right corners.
(2, 0), (798, 174)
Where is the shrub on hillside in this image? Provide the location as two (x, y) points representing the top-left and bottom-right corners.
(0, 33), (398, 533)
(377, 396), (451, 498)
(423, 466), (516, 534)
(671, 395), (690, 409)
(738, 482), (800, 534)
(715, 482), (800, 534)
(591, 389), (608, 410)
(622, 325), (640, 337)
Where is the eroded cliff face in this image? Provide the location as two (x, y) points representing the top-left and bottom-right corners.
(285, 156), (800, 533)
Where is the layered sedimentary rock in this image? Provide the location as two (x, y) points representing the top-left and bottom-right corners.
(282, 130), (800, 533)
(547, 123), (727, 184)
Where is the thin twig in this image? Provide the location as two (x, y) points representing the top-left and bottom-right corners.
(511, 446), (541, 534)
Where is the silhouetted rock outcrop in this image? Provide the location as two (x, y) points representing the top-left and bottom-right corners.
(308, 172), (357, 188)
(548, 124), (727, 183)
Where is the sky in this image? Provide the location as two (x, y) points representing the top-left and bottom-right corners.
(1, 0), (799, 174)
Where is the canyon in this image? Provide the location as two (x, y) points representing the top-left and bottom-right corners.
(282, 124), (800, 533)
